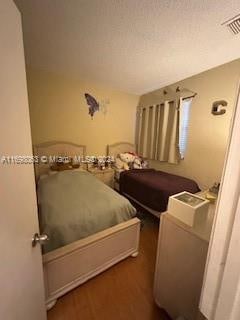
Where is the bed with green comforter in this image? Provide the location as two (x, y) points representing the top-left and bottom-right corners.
(38, 170), (136, 253)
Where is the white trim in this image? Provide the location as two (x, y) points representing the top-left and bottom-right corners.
(200, 83), (240, 319)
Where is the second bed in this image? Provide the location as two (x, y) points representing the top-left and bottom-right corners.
(108, 142), (200, 218)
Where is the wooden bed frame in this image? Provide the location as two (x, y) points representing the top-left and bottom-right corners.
(34, 141), (140, 309)
(107, 142), (162, 218)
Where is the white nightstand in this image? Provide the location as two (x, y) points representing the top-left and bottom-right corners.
(87, 167), (114, 188)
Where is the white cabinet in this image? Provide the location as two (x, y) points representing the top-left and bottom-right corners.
(154, 199), (215, 320)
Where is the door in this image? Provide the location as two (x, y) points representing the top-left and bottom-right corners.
(0, 1), (46, 320)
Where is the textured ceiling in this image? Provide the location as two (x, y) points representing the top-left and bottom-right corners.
(15, 0), (240, 94)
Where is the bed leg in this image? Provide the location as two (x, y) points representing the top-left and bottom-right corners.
(131, 251), (139, 258)
(46, 299), (57, 311)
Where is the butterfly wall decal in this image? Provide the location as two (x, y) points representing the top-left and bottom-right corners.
(84, 93), (99, 119)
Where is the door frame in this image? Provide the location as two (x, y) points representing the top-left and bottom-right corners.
(200, 81), (240, 320)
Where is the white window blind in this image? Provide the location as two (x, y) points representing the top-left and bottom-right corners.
(179, 98), (192, 159)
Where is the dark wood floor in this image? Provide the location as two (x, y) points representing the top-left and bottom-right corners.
(47, 215), (170, 320)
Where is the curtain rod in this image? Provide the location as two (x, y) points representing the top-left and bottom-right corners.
(182, 93), (197, 100)
(163, 87), (197, 100)
(138, 92), (198, 109)
(175, 86), (197, 100)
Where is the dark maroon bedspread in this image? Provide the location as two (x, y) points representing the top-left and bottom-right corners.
(119, 169), (200, 212)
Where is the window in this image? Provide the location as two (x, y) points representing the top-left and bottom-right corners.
(136, 98), (192, 163)
(179, 98), (192, 159)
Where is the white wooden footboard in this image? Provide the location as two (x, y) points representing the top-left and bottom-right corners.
(43, 217), (140, 308)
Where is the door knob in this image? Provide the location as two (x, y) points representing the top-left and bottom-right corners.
(32, 233), (49, 247)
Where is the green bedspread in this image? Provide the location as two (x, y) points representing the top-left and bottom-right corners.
(38, 170), (136, 253)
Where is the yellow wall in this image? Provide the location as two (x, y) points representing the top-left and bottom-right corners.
(139, 59), (240, 189)
(27, 69), (139, 155)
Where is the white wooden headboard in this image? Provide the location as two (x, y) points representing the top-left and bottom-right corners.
(33, 141), (86, 179)
(107, 142), (136, 158)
